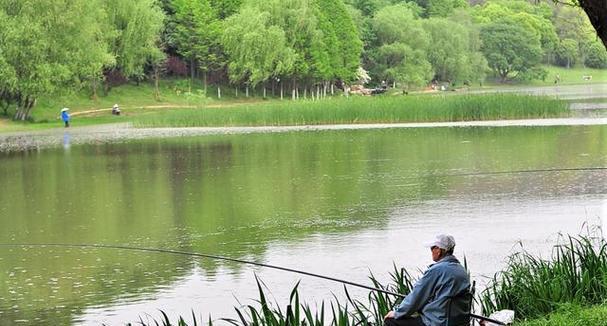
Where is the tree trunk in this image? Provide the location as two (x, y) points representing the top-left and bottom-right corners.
(218, 86), (221, 99)
(91, 79), (98, 100)
(14, 95), (35, 121)
(246, 86), (249, 97)
(331, 83), (334, 95)
(292, 79), (296, 100)
(154, 66), (160, 101)
(25, 98), (35, 119)
(190, 58), (195, 88)
(203, 71), (208, 94)
(579, 0), (607, 49)
(235, 87), (238, 97)
(280, 82), (284, 100)
(103, 78), (110, 96)
(263, 86), (267, 98)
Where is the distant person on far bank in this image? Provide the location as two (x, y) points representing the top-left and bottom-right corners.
(61, 108), (70, 127)
(112, 103), (121, 116)
(554, 74), (561, 84)
(384, 234), (471, 326)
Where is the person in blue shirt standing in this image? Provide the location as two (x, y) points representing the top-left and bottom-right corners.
(61, 108), (70, 127)
(384, 234), (471, 326)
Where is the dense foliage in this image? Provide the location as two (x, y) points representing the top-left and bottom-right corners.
(0, 0), (604, 120)
(479, 234), (607, 320)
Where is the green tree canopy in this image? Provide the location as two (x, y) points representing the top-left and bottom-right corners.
(369, 4), (432, 87)
(473, 1), (557, 59)
(554, 39), (578, 68)
(480, 18), (543, 81)
(425, 0), (467, 18)
(104, 0), (165, 80)
(222, 6), (295, 86)
(170, 0), (221, 83)
(0, 0), (113, 120)
(314, 0), (362, 83)
(584, 40), (607, 68)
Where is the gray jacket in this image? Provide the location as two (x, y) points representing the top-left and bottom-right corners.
(393, 255), (470, 326)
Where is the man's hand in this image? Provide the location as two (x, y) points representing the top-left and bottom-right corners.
(384, 311), (395, 320)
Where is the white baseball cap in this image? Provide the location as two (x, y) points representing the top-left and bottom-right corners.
(425, 234), (456, 251)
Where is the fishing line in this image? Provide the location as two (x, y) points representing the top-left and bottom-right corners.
(0, 243), (403, 296)
(0, 242), (506, 325)
(436, 166), (607, 178)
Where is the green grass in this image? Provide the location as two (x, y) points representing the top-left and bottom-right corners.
(479, 233), (607, 321)
(31, 79), (211, 120)
(1, 78), (215, 124)
(542, 65), (607, 85)
(132, 94), (568, 128)
(482, 65), (607, 87)
(514, 304), (607, 326)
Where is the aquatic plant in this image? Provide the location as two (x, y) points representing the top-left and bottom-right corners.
(132, 94), (568, 128)
(478, 233), (607, 320)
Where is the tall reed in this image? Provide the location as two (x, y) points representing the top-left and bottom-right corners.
(133, 94), (568, 128)
(131, 265), (415, 326)
(478, 233), (607, 320)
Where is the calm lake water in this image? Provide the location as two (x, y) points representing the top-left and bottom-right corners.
(1, 125), (606, 325)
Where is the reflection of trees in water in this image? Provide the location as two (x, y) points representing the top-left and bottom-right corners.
(0, 126), (604, 323)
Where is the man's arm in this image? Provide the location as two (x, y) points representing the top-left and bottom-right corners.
(392, 268), (438, 319)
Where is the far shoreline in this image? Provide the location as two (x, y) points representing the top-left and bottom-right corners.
(1, 117), (607, 154)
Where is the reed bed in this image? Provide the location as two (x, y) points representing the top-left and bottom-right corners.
(133, 94), (568, 128)
(479, 234), (607, 320)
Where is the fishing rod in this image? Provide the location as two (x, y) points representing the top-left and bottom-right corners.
(0, 243), (507, 325)
(437, 166), (607, 178)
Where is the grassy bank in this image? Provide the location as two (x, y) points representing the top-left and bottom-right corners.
(30, 79), (211, 121)
(0, 76), (582, 131)
(515, 304), (607, 326)
(132, 94), (568, 128)
(482, 65), (607, 87)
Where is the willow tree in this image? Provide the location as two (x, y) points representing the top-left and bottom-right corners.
(369, 4), (432, 88)
(0, 0), (111, 120)
(222, 5), (295, 94)
(100, 0), (165, 95)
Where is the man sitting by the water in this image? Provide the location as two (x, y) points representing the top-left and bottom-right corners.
(384, 234), (471, 326)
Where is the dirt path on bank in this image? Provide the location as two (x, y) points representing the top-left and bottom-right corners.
(2, 117), (607, 153)
(71, 101), (265, 117)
